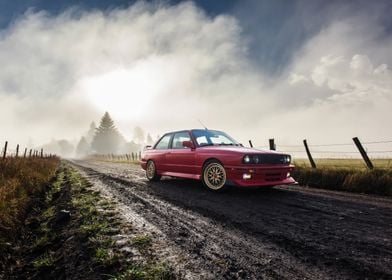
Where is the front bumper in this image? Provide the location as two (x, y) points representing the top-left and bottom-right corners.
(225, 165), (296, 187)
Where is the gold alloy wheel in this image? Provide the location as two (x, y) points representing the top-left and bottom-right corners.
(203, 162), (226, 190)
(146, 161), (156, 180)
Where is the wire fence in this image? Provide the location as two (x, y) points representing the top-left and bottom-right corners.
(252, 137), (392, 169)
(1, 141), (55, 160)
(3, 136), (392, 169)
(88, 153), (142, 162)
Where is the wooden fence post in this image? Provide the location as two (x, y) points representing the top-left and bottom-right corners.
(269, 138), (276, 150)
(16, 144), (19, 158)
(303, 139), (317, 168)
(2, 141), (7, 160)
(40, 149), (43, 158)
(24, 148), (27, 158)
(353, 137), (374, 169)
(139, 151), (141, 160)
(249, 140), (253, 148)
(29, 149), (32, 157)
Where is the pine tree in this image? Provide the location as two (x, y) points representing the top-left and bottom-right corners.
(86, 122), (96, 144)
(91, 112), (125, 154)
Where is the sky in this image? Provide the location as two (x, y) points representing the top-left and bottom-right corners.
(1, 0), (392, 157)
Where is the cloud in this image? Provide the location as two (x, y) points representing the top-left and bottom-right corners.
(0, 1), (391, 158)
(265, 15), (392, 154)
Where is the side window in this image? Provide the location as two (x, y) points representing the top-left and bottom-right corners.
(172, 132), (191, 149)
(155, 134), (172, 150)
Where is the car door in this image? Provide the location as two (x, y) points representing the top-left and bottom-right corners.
(165, 131), (196, 175)
(152, 133), (173, 172)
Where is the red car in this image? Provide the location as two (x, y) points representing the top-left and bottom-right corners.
(140, 129), (296, 191)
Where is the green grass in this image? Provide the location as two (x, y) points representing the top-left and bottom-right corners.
(132, 234), (152, 249)
(41, 206), (55, 220)
(110, 263), (174, 280)
(33, 235), (50, 250)
(32, 253), (55, 269)
(95, 247), (115, 266)
(80, 221), (109, 236)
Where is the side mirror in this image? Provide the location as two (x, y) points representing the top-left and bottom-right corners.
(144, 145), (152, 150)
(182, 140), (195, 149)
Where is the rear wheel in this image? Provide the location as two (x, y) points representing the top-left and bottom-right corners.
(202, 160), (227, 191)
(146, 160), (161, 181)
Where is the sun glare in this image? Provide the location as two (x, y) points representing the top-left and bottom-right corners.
(82, 60), (170, 120)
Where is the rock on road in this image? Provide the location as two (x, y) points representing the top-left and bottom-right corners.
(71, 160), (392, 280)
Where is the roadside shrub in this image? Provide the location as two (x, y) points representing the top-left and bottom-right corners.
(0, 158), (59, 237)
(293, 166), (392, 196)
(342, 169), (392, 196)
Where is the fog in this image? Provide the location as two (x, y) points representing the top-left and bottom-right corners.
(0, 1), (391, 157)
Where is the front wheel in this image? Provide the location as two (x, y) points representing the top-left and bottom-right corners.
(146, 160), (161, 181)
(202, 161), (227, 191)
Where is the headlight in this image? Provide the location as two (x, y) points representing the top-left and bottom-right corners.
(243, 155), (251, 164)
(285, 155), (291, 164)
(243, 155), (260, 164)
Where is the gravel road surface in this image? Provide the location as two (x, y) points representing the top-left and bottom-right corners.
(71, 160), (392, 280)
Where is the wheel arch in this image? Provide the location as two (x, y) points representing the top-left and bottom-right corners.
(202, 157), (224, 169)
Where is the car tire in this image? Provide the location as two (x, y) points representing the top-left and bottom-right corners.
(146, 160), (161, 181)
(202, 160), (227, 191)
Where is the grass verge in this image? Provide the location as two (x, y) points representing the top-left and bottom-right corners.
(1, 161), (174, 279)
(0, 157), (59, 236)
(293, 166), (392, 196)
(67, 167), (174, 279)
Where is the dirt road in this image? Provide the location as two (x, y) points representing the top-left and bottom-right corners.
(71, 160), (392, 280)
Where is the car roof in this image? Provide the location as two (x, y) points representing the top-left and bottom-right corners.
(163, 129), (221, 134)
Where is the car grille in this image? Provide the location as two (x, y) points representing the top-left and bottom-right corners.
(257, 154), (288, 165)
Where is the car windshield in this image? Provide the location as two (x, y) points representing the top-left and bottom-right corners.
(191, 129), (240, 147)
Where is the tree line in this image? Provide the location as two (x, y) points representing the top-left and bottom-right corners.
(40, 112), (155, 158)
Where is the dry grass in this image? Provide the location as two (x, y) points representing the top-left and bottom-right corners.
(0, 157), (59, 235)
(293, 166), (392, 196)
(294, 158), (392, 170)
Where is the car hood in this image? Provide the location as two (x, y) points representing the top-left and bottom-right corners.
(198, 145), (284, 154)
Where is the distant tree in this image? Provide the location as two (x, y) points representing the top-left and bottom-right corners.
(133, 126), (145, 144)
(146, 133), (153, 145)
(58, 140), (74, 157)
(86, 122), (96, 144)
(76, 137), (89, 157)
(122, 141), (141, 153)
(91, 112), (125, 154)
(41, 139), (74, 157)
